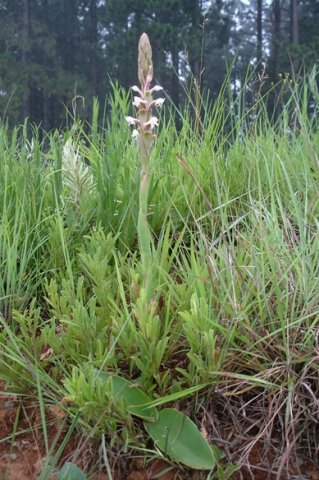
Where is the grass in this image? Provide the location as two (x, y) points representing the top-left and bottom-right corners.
(0, 69), (318, 478)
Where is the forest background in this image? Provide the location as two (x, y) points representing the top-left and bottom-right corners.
(0, 0), (318, 129)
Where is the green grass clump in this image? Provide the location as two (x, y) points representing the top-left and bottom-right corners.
(0, 69), (318, 478)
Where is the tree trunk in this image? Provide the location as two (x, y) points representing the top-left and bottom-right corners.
(257, 0), (263, 68)
(43, 92), (49, 130)
(272, 0), (281, 81)
(90, 0), (98, 95)
(189, 0), (202, 82)
(22, 0), (30, 119)
(63, 0), (76, 73)
(290, 0), (299, 44)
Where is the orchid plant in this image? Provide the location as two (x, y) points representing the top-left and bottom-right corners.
(126, 33), (164, 302)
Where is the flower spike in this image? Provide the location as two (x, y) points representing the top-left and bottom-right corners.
(125, 33), (165, 302)
(125, 33), (164, 142)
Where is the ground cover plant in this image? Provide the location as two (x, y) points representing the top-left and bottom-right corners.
(0, 35), (319, 479)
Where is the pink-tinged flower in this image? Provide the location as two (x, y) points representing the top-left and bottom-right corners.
(152, 98), (165, 108)
(131, 85), (143, 96)
(125, 116), (140, 126)
(150, 85), (163, 93)
(133, 96), (147, 108)
(144, 117), (158, 129)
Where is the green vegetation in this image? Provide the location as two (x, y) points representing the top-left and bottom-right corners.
(0, 65), (319, 478)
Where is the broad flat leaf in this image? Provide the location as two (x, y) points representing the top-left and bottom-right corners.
(57, 462), (88, 480)
(145, 408), (219, 470)
(97, 372), (158, 422)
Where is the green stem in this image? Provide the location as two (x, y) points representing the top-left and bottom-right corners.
(138, 140), (153, 301)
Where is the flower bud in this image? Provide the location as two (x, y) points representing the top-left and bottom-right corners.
(138, 33), (153, 85)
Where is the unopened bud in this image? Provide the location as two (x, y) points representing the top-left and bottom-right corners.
(138, 33), (153, 85)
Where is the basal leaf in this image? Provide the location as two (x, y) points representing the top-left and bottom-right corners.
(57, 462), (88, 480)
(145, 408), (219, 470)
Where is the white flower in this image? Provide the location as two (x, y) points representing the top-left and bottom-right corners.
(144, 117), (158, 129)
(150, 85), (163, 93)
(150, 116), (158, 128)
(133, 96), (147, 108)
(125, 116), (139, 125)
(132, 129), (139, 138)
(131, 85), (143, 96)
(154, 98), (165, 107)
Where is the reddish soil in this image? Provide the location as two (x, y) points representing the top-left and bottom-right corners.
(0, 382), (318, 479)
(0, 381), (78, 479)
